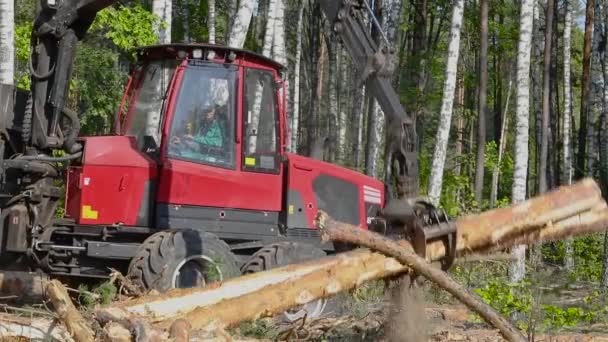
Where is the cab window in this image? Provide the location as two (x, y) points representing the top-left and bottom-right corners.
(167, 62), (237, 169)
(125, 59), (179, 150)
(243, 68), (280, 173)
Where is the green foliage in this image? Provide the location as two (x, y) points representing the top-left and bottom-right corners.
(234, 319), (279, 339)
(475, 280), (533, 319)
(542, 234), (605, 282)
(77, 281), (118, 309)
(91, 5), (159, 59)
(541, 305), (595, 327)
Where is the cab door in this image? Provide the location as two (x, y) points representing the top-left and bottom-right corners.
(155, 59), (284, 238)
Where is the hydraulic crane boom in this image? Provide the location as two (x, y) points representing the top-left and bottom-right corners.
(319, 1), (419, 199)
(28, 0), (115, 152)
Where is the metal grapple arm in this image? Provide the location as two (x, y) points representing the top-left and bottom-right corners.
(28, 0), (115, 152)
(318, 0), (419, 199)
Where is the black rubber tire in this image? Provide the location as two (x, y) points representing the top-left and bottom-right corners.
(127, 229), (240, 292)
(241, 242), (329, 321)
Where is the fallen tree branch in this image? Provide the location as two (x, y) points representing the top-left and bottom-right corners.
(46, 279), (95, 342)
(316, 211), (526, 342)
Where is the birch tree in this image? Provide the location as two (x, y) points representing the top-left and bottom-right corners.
(291, 3), (305, 152)
(228, 0), (255, 48)
(327, 34), (339, 162)
(427, 0), (465, 205)
(563, 0), (574, 271)
(226, 0), (238, 42)
(0, 0), (14, 85)
(510, 0), (535, 283)
(208, 0), (216, 44)
(474, 0), (489, 205)
(153, 0), (172, 44)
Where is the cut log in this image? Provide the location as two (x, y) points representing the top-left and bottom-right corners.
(46, 279), (95, 342)
(97, 178), (608, 334)
(0, 313), (74, 341)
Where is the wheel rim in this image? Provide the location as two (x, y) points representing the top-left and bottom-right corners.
(283, 298), (328, 322)
(172, 255), (223, 288)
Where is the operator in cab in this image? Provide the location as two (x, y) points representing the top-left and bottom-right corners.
(181, 104), (223, 148)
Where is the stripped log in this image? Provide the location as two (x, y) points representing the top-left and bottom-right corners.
(46, 279), (95, 342)
(95, 178), (607, 334)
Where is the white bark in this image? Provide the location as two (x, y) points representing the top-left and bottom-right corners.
(262, 0), (277, 57)
(510, 0), (535, 283)
(226, 0), (238, 42)
(563, 0), (574, 271)
(365, 100), (384, 178)
(247, 0), (278, 153)
(228, 0), (255, 48)
(0, 0), (14, 85)
(291, 4), (305, 152)
(337, 47), (348, 162)
(355, 86), (366, 167)
(273, 0), (286, 150)
(426, 0), (465, 205)
(153, 0), (172, 44)
(328, 38), (339, 162)
(208, 0), (216, 44)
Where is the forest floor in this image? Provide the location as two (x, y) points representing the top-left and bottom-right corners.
(4, 260), (608, 341)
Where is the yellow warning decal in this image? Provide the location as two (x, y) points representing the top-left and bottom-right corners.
(288, 205), (294, 215)
(82, 205), (99, 220)
(245, 157), (256, 166)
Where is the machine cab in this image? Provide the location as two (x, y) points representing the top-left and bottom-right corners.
(66, 44), (289, 236)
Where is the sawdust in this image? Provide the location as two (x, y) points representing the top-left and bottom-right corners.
(384, 277), (428, 342)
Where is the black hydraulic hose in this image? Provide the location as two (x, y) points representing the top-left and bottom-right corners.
(3, 160), (59, 177)
(61, 107), (82, 154)
(16, 152), (82, 162)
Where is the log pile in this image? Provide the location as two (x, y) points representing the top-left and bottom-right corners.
(1, 178), (607, 341)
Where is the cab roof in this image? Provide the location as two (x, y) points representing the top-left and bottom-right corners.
(135, 43), (285, 71)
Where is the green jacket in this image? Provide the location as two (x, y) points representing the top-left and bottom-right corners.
(193, 120), (223, 147)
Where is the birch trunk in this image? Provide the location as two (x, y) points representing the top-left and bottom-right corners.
(327, 35), (338, 162)
(510, 0), (535, 283)
(228, 0), (255, 48)
(353, 87), (366, 168)
(0, 0), (14, 85)
(427, 0), (465, 205)
(226, 0), (238, 43)
(273, 0), (287, 151)
(153, 0), (172, 44)
(337, 48), (348, 163)
(474, 0), (489, 206)
(365, 100), (384, 178)
(208, 0), (216, 44)
(247, 0), (278, 153)
(563, 0), (574, 271)
(539, 0), (555, 194)
(490, 77), (513, 208)
(291, 3), (304, 153)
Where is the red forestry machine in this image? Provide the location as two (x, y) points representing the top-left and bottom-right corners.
(0, 0), (455, 319)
